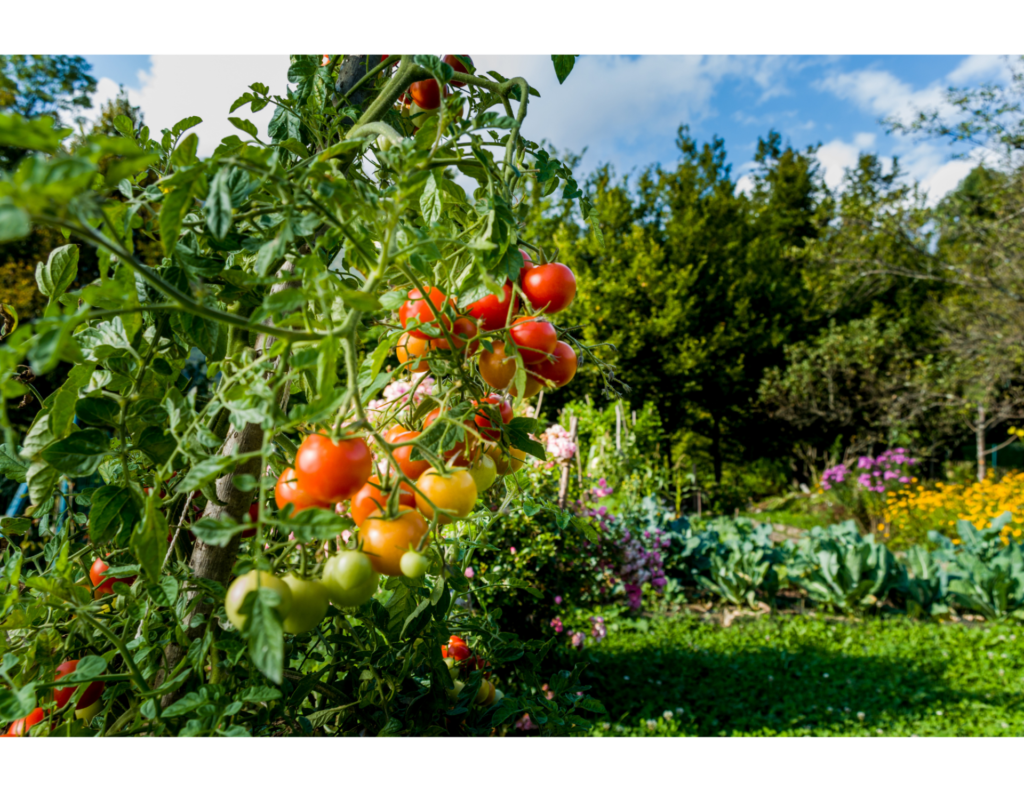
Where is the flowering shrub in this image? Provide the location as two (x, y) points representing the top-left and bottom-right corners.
(819, 448), (919, 530)
(884, 471), (1024, 549)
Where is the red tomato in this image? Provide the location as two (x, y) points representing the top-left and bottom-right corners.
(295, 435), (373, 503)
(473, 396), (513, 441)
(466, 282), (518, 332)
(398, 287), (451, 340)
(449, 643), (472, 662)
(53, 660), (105, 710)
(409, 79), (441, 110)
(430, 316), (479, 354)
(443, 55), (474, 87)
(275, 467), (329, 515)
(389, 430), (432, 481)
(241, 501), (259, 538)
(520, 261), (576, 315)
(6, 707), (44, 736)
(527, 340), (578, 389)
(89, 558), (135, 598)
(509, 316), (558, 365)
(448, 635), (467, 647)
(350, 476), (416, 526)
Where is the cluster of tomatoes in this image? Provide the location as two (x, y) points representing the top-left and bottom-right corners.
(397, 54), (473, 130)
(399, 249), (578, 397)
(2, 659), (105, 737)
(443, 634), (501, 707)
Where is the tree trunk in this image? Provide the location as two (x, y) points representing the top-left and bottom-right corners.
(710, 413), (723, 484)
(160, 262), (298, 705)
(976, 403), (986, 483)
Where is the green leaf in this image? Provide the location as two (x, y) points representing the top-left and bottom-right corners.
(228, 117), (260, 140)
(506, 416), (546, 460)
(47, 363), (94, 438)
(136, 426), (177, 466)
(0, 113), (71, 152)
(26, 460), (59, 506)
(36, 244), (79, 299)
(551, 56), (579, 85)
(40, 428), (110, 476)
(60, 654), (107, 684)
(159, 173), (199, 258)
(148, 575), (179, 608)
(286, 508), (351, 542)
(246, 588), (285, 685)
(0, 203), (31, 243)
(89, 485), (140, 545)
(230, 93), (256, 113)
(205, 167), (234, 240)
(180, 455), (237, 492)
(171, 132), (199, 167)
(336, 286), (381, 312)
(132, 496), (167, 583)
(190, 517), (248, 548)
(420, 170), (443, 223)
(75, 396), (120, 427)
(172, 116), (203, 136)
(0, 684), (36, 721)
(0, 444), (28, 483)
(0, 516), (31, 536)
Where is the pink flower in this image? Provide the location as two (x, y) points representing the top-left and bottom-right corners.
(464, 567), (475, 579)
(554, 595), (563, 604)
(550, 617), (564, 634)
(515, 713), (538, 731)
(571, 631), (585, 649)
(509, 546), (516, 554)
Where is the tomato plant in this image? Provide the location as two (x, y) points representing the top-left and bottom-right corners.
(0, 53), (608, 738)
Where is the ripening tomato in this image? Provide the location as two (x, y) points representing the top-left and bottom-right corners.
(520, 261), (576, 315)
(448, 642), (472, 662)
(487, 444), (527, 475)
(448, 634), (467, 647)
(360, 508), (431, 577)
(241, 501), (259, 539)
(475, 679), (495, 706)
(389, 430), (432, 481)
(509, 317), (557, 365)
(275, 467), (328, 515)
(224, 571), (293, 632)
(467, 453), (497, 493)
(473, 396), (513, 440)
(465, 282), (518, 332)
(414, 469), (477, 524)
(280, 574), (330, 635)
(443, 55), (474, 87)
(89, 558), (135, 598)
(294, 434), (373, 503)
(383, 424), (411, 443)
(527, 340), (578, 389)
(478, 341), (517, 390)
(409, 78), (442, 110)
(350, 476), (416, 526)
(6, 707), (44, 736)
(400, 550), (430, 578)
(398, 287), (451, 339)
(396, 332), (431, 373)
(53, 660), (105, 711)
(430, 316), (479, 355)
(322, 551), (379, 608)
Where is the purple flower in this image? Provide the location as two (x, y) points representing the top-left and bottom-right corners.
(571, 631), (585, 649)
(550, 617), (564, 634)
(554, 595), (563, 605)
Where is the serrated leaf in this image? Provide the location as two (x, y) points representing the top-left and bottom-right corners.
(36, 244), (79, 299)
(205, 167), (234, 240)
(228, 117), (260, 140)
(40, 428), (109, 476)
(88, 485), (140, 545)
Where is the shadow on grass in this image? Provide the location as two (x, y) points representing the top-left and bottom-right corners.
(575, 615), (1023, 735)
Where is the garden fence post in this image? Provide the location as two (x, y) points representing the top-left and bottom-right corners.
(558, 416), (580, 509)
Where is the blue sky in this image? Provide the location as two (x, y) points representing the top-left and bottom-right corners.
(79, 54), (1018, 203)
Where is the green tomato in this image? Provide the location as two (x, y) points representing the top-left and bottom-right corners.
(444, 656), (459, 680)
(467, 453), (497, 494)
(280, 574), (330, 634)
(322, 551), (379, 608)
(224, 571), (292, 631)
(400, 550), (430, 579)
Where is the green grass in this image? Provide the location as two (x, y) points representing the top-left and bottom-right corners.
(577, 612), (1024, 736)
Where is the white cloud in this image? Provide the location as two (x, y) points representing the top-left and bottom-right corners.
(126, 55), (290, 156)
(814, 68), (949, 126)
(947, 54), (1013, 84)
(816, 132), (877, 190)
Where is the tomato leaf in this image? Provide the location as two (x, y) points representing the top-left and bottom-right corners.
(60, 654), (107, 684)
(245, 587), (285, 685)
(505, 417), (546, 460)
(41, 428), (110, 476)
(0, 683), (37, 721)
(551, 56), (579, 85)
(180, 455), (237, 492)
(205, 167), (235, 240)
(132, 496), (167, 583)
(190, 516), (250, 547)
(285, 508), (352, 542)
(89, 485), (141, 545)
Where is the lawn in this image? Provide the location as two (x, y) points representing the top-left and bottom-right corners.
(579, 612), (1024, 736)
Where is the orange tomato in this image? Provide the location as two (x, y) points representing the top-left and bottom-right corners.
(350, 476), (416, 526)
(360, 508), (431, 576)
(478, 341), (517, 390)
(396, 332), (430, 373)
